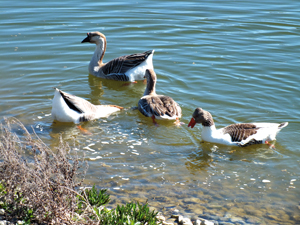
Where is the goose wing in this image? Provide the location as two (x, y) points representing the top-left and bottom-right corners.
(138, 95), (181, 118)
(101, 50), (153, 78)
(58, 89), (98, 114)
(222, 123), (259, 142)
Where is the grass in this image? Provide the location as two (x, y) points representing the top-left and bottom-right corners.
(0, 117), (159, 224)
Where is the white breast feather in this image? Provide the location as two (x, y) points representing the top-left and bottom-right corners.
(202, 127), (234, 145)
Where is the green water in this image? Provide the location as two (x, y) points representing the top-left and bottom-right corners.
(1, 0), (300, 224)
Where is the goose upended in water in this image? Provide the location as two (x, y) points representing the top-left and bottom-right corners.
(51, 88), (123, 124)
(138, 69), (182, 125)
(81, 31), (155, 82)
(188, 108), (288, 147)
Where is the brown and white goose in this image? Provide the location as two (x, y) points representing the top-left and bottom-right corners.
(188, 108), (288, 147)
(81, 31), (154, 82)
(138, 69), (182, 125)
(51, 88), (123, 124)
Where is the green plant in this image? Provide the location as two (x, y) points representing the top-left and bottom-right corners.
(99, 202), (159, 225)
(0, 183), (36, 224)
(81, 185), (110, 207)
(23, 208), (35, 224)
(0, 183), (6, 194)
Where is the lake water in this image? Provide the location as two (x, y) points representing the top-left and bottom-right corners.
(1, 0), (300, 224)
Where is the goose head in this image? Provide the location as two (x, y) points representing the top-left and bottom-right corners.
(81, 31), (106, 45)
(188, 108), (214, 128)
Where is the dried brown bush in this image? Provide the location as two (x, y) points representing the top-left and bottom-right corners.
(0, 117), (92, 224)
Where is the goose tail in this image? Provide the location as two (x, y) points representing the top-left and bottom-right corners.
(279, 122), (288, 129)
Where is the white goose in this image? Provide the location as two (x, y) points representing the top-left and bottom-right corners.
(188, 108), (288, 147)
(51, 88), (123, 124)
(138, 69), (182, 125)
(81, 31), (155, 82)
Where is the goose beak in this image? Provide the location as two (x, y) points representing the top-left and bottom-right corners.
(81, 33), (90, 43)
(188, 118), (196, 128)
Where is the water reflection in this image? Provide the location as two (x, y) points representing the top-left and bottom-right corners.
(88, 74), (145, 94)
(185, 146), (214, 173)
(49, 121), (82, 148)
(87, 74), (105, 104)
(87, 74), (146, 108)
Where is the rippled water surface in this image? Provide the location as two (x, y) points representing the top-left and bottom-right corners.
(1, 0), (300, 224)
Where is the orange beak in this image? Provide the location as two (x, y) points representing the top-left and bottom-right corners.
(188, 118), (196, 128)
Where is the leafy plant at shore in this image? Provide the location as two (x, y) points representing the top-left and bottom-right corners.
(98, 202), (159, 225)
(76, 185), (110, 217)
(79, 185), (110, 207)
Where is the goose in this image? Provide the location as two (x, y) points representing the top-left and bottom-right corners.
(188, 108), (288, 147)
(51, 88), (123, 124)
(81, 31), (154, 82)
(138, 69), (182, 125)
